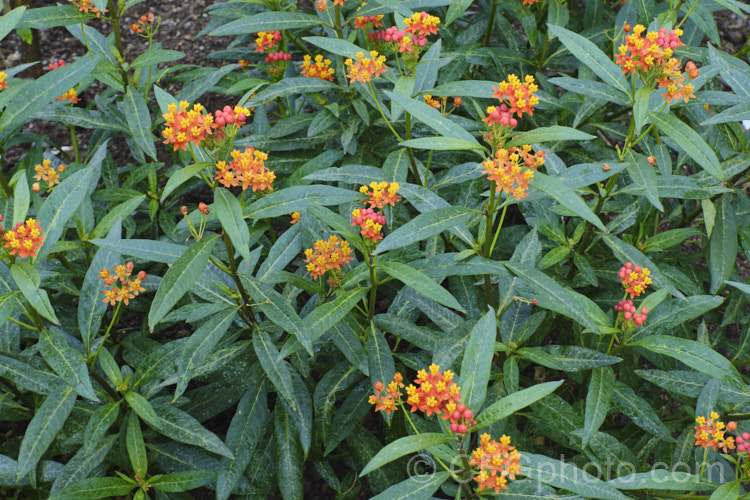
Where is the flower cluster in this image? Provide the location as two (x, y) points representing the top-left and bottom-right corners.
(55, 88), (80, 104)
(254, 31), (282, 53)
(405, 364), (461, 417)
(447, 403), (476, 434)
(618, 262), (651, 298)
(694, 413), (736, 453)
(368, 373), (404, 415)
(211, 104), (250, 141)
(131, 13), (157, 36)
(658, 58), (698, 104)
(215, 147), (274, 192)
(2, 219), (45, 258)
(616, 25), (684, 75)
(316, 0), (346, 11)
(403, 11), (440, 47)
(304, 235), (354, 283)
(69, 0), (104, 17)
(265, 52), (292, 77)
(162, 101), (215, 151)
(198, 202), (210, 215)
(735, 431), (750, 454)
(0, 71), (7, 90)
(345, 51), (387, 84)
(614, 299), (648, 327)
(354, 14), (384, 30)
(301, 54), (335, 81)
(290, 211), (300, 224)
(360, 181), (401, 209)
(488, 74), (539, 123)
(100, 262), (147, 306)
(469, 434), (522, 493)
(351, 208), (386, 242)
(522, 0), (540, 4)
(481, 145), (545, 200)
(48, 59), (66, 70)
(33, 159), (65, 190)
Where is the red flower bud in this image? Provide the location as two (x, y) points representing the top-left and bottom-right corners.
(458, 424), (467, 434)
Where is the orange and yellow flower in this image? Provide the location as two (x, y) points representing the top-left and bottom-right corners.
(492, 74), (539, 119)
(3, 218), (45, 258)
(695, 412), (736, 453)
(618, 261), (652, 298)
(359, 181), (400, 209)
(301, 54), (335, 81)
(0, 71), (7, 90)
(33, 159), (65, 189)
(481, 145), (545, 200)
(161, 101), (215, 151)
(351, 208), (386, 242)
(369, 373), (404, 415)
(404, 364), (461, 417)
(100, 263), (147, 306)
(69, 0), (104, 16)
(345, 51), (387, 84)
(254, 31), (282, 53)
(304, 235), (354, 280)
(470, 434), (522, 493)
(55, 88), (80, 104)
(215, 147), (274, 192)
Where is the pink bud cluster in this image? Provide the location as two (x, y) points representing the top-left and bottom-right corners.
(449, 403), (476, 434)
(49, 59), (66, 70)
(483, 104), (517, 128)
(655, 28), (685, 50)
(265, 52), (292, 64)
(351, 207), (385, 227)
(614, 299), (648, 327)
(368, 26), (405, 43)
(735, 431), (750, 453)
(214, 106), (247, 127)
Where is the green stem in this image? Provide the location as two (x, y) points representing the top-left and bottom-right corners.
(483, 184), (498, 309)
(369, 82), (403, 141)
(675, 0), (698, 30)
(367, 252), (378, 321)
(90, 368), (120, 401)
(80, 22), (91, 54)
(0, 153), (13, 197)
(482, 0), (498, 46)
(488, 204), (508, 257)
(89, 301), (122, 367)
(69, 125), (80, 163)
(8, 316), (39, 331)
(334, 4), (343, 39)
(107, 0), (130, 88)
(404, 113), (423, 185)
(0, 375), (35, 409)
(222, 233), (258, 327)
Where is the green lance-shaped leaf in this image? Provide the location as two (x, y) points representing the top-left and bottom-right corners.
(531, 172), (606, 231)
(127, 411), (147, 477)
(210, 11), (323, 36)
(0, 6), (26, 43)
(517, 346), (621, 372)
(79, 220), (121, 351)
(275, 406), (304, 500)
(399, 137), (484, 151)
(460, 308), (496, 411)
(384, 91), (479, 145)
(0, 354), (62, 394)
(521, 453), (629, 500)
(124, 392), (160, 429)
(254, 329), (297, 411)
(503, 262), (612, 334)
(608, 471), (715, 491)
(582, 366), (614, 448)
(148, 234), (219, 330)
(16, 385), (77, 481)
(379, 261), (465, 313)
(12, 174), (29, 227)
(707, 480), (741, 500)
(649, 111), (723, 180)
(160, 162), (212, 202)
(39, 329), (97, 401)
(626, 151), (663, 211)
(89, 195), (144, 240)
(370, 472), (451, 500)
(175, 307), (238, 401)
(216, 381), (267, 500)
(131, 49), (184, 69)
(504, 126), (596, 148)
(0, 54), (100, 135)
(374, 206), (476, 255)
(240, 275), (312, 355)
(48, 476), (135, 500)
(89, 238), (185, 264)
(123, 86), (156, 160)
(246, 77), (339, 108)
(701, 101), (750, 125)
(303, 36), (364, 59)
(549, 77), (629, 106)
(633, 335), (745, 391)
(360, 433), (454, 477)
(475, 380), (563, 430)
(149, 470), (214, 492)
(709, 195), (738, 294)
(367, 322), (395, 417)
(611, 381), (673, 441)
(36, 166), (94, 262)
(10, 262), (59, 325)
(548, 25), (630, 99)
(150, 403), (234, 459)
(214, 188), (251, 263)
(83, 401), (120, 453)
(244, 185), (361, 219)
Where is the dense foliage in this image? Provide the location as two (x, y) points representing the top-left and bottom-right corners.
(0, 0), (750, 498)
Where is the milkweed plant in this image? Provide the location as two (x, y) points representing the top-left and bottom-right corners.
(0, 0), (749, 498)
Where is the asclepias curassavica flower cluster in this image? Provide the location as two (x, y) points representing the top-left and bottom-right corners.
(1, 0), (750, 498)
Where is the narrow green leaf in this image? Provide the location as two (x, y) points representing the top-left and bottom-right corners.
(517, 346), (621, 372)
(630, 295), (723, 341)
(275, 406), (304, 500)
(370, 472), (450, 500)
(701, 101), (750, 125)
(475, 380), (563, 430)
(325, 379), (371, 455)
(360, 433), (453, 477)
(384, 91), (478, 144)
(123, 86), (156, 160)
(244, 185), (360, 219)
(150, 403), (234, 459)
(548, 25), (630, 98)
(160, 162), (212, 202)
(36, 167), (95, 262)
(124, 392), (160, 429)
(49, 476), (135, 500)
(582, 366), (614, 447)
(708, 480), (741, 500)
(649, 111), (723, 180)
(39, 329), (98, 401)
(611, 380), (674, 442)
(609, 471), (715, 491)
(210, 11), (323, 36)
(254, 329), (296, 411)
(549, 77), (629, 106)
(0, 354), (61, 394)
(400, 137), (485, 151)
(148, 234), (219, 330)
(633, 335), (745, 391)
(709, 195), (737, 294)
(459, 309), (495, 410)
(175, 307), (238, 401)
(246, 77), (338, 108)
(10, 262), (59, 325)
(374, 206), (475, 255)
(504, 126), (596, 147)
(17, 385), (77, 480)
(532, 172), (606, 231)
(12, 174), (29, 227)
(0, 6), (26, 43)
(626, 151), (663, 211)
(379, 261), (465, 313)
(131, 49), (184, 69)
(89, 195), (144, 239)
(214, 188), (251, 263)
(303, 36), (364, 58)
(149, 470), (214, 492)
(127, 411), (148, 476)
(83, 402), (120, 452)
(367, 322), (395, 420)
(522, 453), (629, 500)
